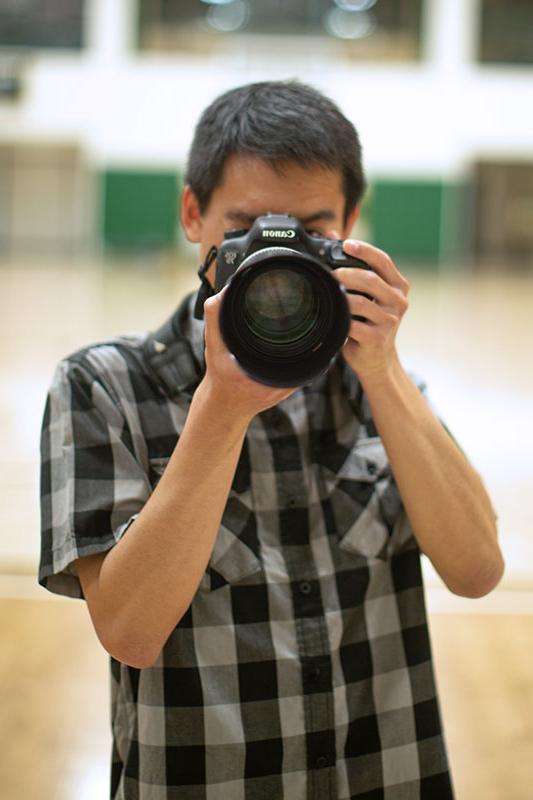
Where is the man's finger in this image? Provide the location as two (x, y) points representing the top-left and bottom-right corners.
(342, 240), (410, 293)
(333, 267), (397, 308)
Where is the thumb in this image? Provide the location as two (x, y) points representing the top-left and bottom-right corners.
(203, 286), (227, 353)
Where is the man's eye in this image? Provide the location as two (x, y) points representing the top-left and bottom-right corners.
(306, 230), (322, 238)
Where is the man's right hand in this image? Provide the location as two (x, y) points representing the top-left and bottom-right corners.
(199, 289), (299, 424)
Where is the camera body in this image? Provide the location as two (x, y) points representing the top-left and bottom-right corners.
(215, 213), (369, 292)
(209, 213), (371, 387)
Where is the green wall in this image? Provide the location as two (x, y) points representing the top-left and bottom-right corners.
(102, 169), (179, 251)
(369, 179), (470, 266)
(371, 180), (443, 264)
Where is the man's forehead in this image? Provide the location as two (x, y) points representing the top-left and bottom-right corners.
(210, 155), (346, 226)
(218, 154), (344, 204)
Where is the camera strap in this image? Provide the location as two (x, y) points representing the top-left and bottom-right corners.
(193, 245), (218, 320)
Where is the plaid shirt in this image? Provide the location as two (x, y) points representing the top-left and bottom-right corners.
(39, 291), (454, 800)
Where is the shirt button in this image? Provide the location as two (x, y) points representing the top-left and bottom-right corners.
(315, 754), (329, 769)
(310, 664), (321, 681)
(299, 580), (312, 595)
(367, 461), (377, 475)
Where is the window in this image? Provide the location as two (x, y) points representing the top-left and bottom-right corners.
(474, 162), (533, 264)
(479, 0), (533, 65)
(0, 0), (85, 50)
(138, 0), (423, 61)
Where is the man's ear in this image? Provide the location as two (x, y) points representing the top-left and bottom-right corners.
(343, 205), (361, 239)
(181, 185), (203, 242)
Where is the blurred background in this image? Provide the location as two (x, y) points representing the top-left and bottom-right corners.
(0, 0), (532, 798)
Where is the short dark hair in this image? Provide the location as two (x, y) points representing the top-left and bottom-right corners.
(185, 80), (366, 223)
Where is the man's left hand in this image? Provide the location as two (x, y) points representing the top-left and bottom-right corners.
(332, 239), (410, 380)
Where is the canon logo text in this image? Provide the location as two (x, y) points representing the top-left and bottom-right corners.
(262, 229), (296, 239)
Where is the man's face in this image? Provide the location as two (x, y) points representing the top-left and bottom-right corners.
(182, 154), (359, 276)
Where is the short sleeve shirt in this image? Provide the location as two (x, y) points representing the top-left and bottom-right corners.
(39, 291), (454, 799)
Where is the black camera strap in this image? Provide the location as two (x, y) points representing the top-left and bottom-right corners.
(193, 245), (218, 320)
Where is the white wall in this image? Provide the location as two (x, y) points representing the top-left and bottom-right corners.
(0, 0), (532, 178)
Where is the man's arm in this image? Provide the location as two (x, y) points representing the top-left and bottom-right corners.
(75, 295), (296, 669)
(360, 359), (502, 596)
(334, 240), (504, 597)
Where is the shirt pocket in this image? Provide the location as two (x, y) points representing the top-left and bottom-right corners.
(321, 437), (406, 561)
(148, 456), (263, 591)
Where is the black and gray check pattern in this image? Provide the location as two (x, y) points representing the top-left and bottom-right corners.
(39, 291), (454, 799)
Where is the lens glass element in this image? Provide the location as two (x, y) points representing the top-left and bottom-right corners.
(242, 268), (319, 344)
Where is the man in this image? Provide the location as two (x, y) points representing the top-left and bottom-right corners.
(39, 81), (503, 799)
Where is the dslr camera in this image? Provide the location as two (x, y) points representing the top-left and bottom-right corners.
(200, 213), (371, 387)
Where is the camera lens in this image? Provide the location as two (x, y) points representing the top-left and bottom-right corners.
(219, 248), (350, 387)
(242, 268), (319, 345)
